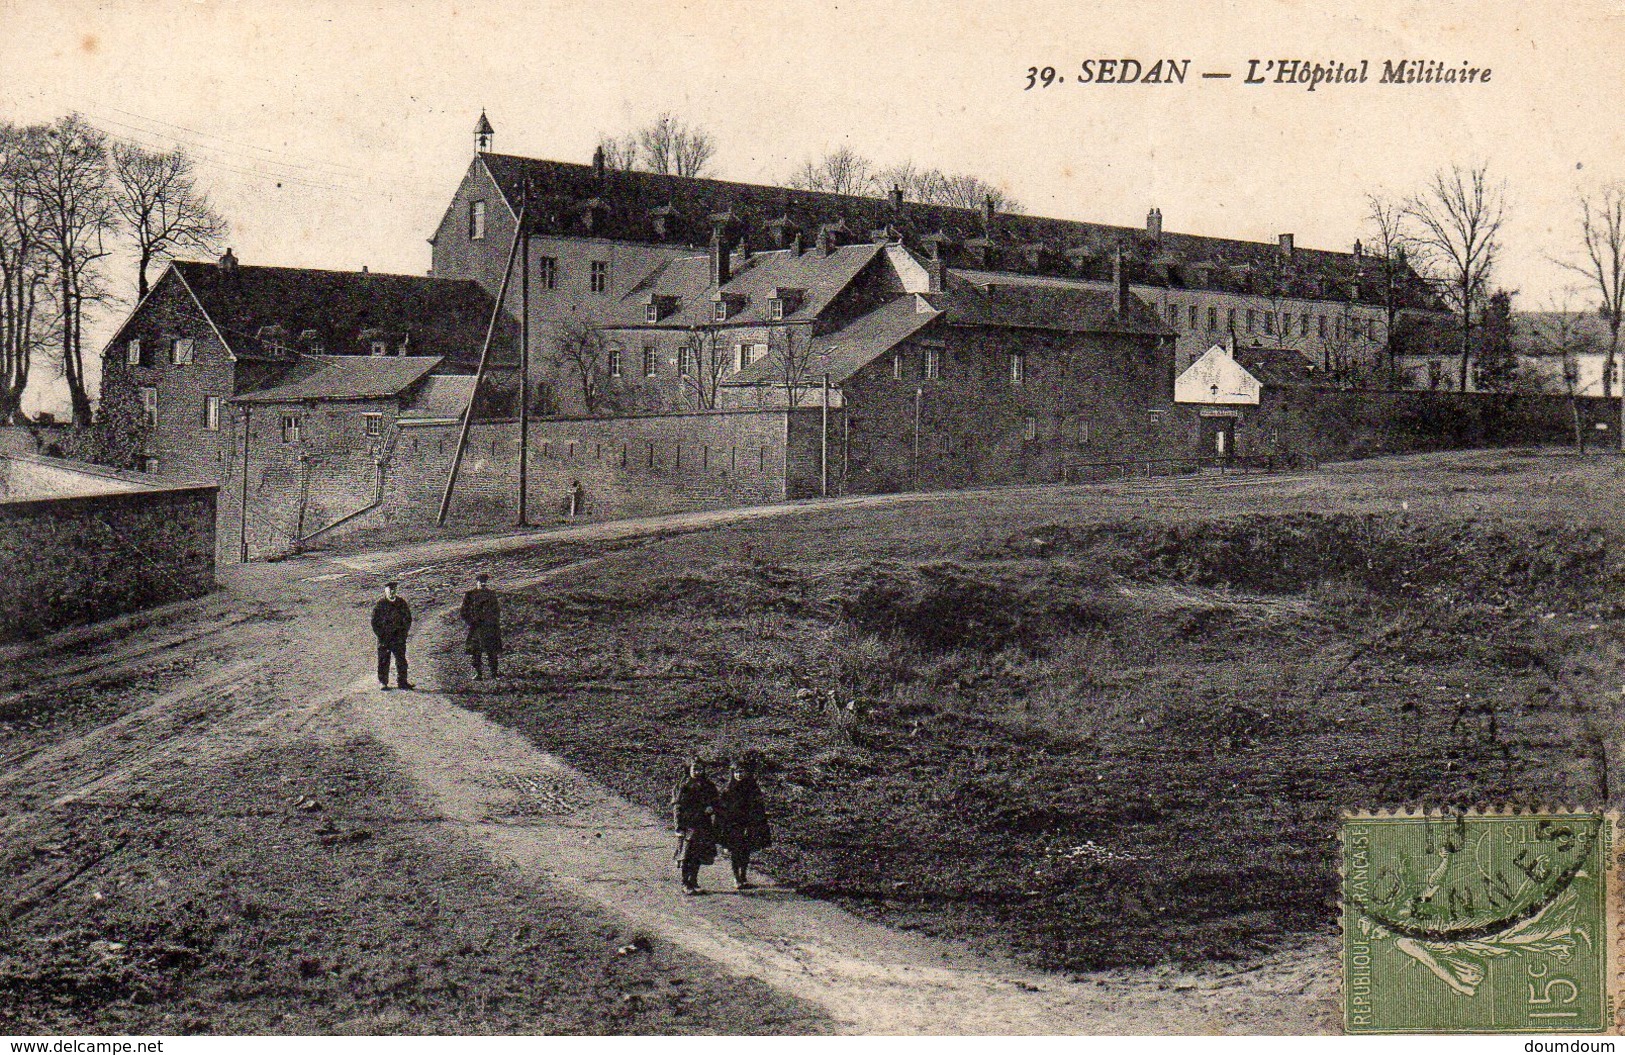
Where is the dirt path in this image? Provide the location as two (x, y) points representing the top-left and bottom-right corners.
(3, 477), (1340, 1034)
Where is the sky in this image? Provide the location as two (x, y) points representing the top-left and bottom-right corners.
(3, 0), (1623, 413)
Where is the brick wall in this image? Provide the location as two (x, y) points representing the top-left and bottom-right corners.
(0, 483), (217, 643)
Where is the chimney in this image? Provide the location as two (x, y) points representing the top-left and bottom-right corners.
(1147, 207), (1162, 241)
(889, 184), (904, 213)
(1112, 247), (1130, 314)
(735, 233), (752, 268)
(361, 265), (369, 274)
(1224, 335), (1236, 357)
(592, 144), (605, 181)
(1353, 239), (1364, 258)
(791, 231), (804, 257)
(709, 215), (732, 287)
(927, 257), (945, 294)
(1278, 232), (1294, 259)
(981, 194), (996, 231)
(218, 247), (238, 272)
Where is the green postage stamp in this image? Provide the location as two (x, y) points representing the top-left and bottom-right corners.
(1342, 811), (1619, 1034)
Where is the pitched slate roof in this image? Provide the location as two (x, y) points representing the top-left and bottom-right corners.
(233, 355), (443, 403)
(400, 374), (477, 419)
(477, 152), (1445, 312)
(729, 296), (943, 385)
(169, 261), (513, 366)
(607, 243), (888, 330)
(940, 272), (1173, 336)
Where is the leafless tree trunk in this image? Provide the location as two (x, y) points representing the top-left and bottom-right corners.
(638, 112), (715, 178)
(1555, 184), (1625, 414)
(0, 122), (55, 425)
(552, 319), (605, 414)
(24, 115), (116, 425)
(773, 324), (817, 408)
(681, 325), (730, 410)
(1529, 289), (1603, 451)
(1405, 164), (1506, 394)
(109, 141), (228, 300)
(1364, 193), (1421, 383)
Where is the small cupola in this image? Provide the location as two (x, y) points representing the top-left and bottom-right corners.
(474, 111), (495, 154)
(767, 214), (802, 250)
(649, 204), (679, 240)
(218, 247), (239, 273)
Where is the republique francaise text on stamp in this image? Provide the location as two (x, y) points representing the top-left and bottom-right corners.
(1343, 810), (1620, 1033)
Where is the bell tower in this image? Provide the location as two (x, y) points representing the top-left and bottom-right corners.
(474, 110), (494, 154)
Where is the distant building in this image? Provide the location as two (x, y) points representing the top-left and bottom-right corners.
(99, 253), (511, 482)
(428, 115), (1446, 409)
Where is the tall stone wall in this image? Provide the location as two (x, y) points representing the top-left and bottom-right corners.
(0, 484), (217, 643)
(237, 408), (817, 559)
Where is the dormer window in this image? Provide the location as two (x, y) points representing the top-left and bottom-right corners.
(644, 294), (679, 324)
(767, 287), (804, 322)
(712, 292), (746, 322)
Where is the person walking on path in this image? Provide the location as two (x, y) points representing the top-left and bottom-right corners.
(716, 757), (773, 890)
(460, 572), (503, 680)
(670, 759), (719, 895)
(371, 580), (414, 690)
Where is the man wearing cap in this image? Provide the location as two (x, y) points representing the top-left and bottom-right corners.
(371, 581), (414, 690)
(460, 572), (503, 680)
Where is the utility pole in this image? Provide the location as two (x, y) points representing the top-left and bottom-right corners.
(912, 386), (922, 490)
(439, 199), (527, 526)
(238, 405), (252, 563)
(518, 178), (532, 524)
(820, 371), (830, 497)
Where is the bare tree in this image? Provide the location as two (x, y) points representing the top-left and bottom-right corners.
(552, 319), (607, 414)
(1363, 192), (1421, 381)
(109, 141), (228, 300)
(595, 132), (640, 173)
(0, 122), (55, 425)
(638, 112), (716, 178)
(1527, 289), (1602, 450)
(1554, 183), (1625, 406)
(680, 325), (732, 411)
(773, 324), (818, 408)
(788, 147), (876, 197)
(24, 115), (116, 425)
(1405, 164), (1507, 393)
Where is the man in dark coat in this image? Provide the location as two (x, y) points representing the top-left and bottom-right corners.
(669, 759), (719, 894)
(371, 581), (413, 690)
(460, 572), (502, 680)
(716, 757), (773, 890)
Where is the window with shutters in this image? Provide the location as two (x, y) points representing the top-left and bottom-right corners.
(126, 339), (142, 366)
(140, 386), (158, 427)
(590, 260), (608, 294)
(170, 338), (194, 365)
(204, 396), (221, 431)
(281, 414), (302, 443)
(470, 200), (486, 240)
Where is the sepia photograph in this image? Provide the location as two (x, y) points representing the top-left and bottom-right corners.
(2, 0), (1624, 1040)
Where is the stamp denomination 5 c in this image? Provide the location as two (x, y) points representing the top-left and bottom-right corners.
(1342, 811), (1619, 1034)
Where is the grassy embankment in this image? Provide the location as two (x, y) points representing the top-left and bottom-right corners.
(444, 451), (1625, 973)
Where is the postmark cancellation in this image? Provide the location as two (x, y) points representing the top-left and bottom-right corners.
(1342, 810), (1621, 1034)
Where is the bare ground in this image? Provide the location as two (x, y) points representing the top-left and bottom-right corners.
(6, 452), (1614, 1034)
